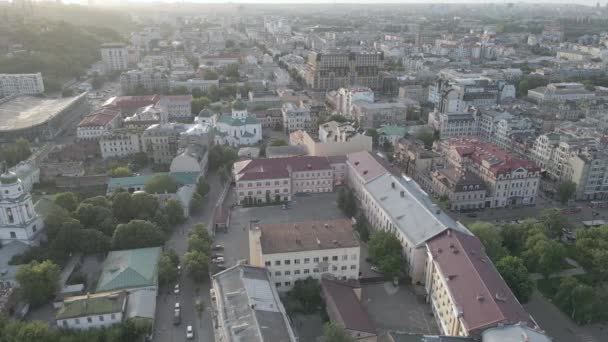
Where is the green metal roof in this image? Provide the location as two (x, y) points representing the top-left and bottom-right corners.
(378, 125), (407, 136)
(0, 172), (18, 184)
(56, 292), (127, 320)
(198, 108), (214, 117)
(96, 247), (161, 292)
(107, 172), (199, 191)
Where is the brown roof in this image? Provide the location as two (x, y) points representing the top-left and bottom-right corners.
(78, 108), (120, 127)
(321, 278), (376, 334)
(105, 95), (160, 109)
(346, 151), (389, 183)
(258, 219), (359, 254)
(426, 229), (534, 335)
(236, 156), (332, 182)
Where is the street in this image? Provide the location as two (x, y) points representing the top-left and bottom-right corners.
(152, 172), (223, 342)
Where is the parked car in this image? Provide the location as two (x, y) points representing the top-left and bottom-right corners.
(370, 265), (381, 273)
(174, 284), (180, 294)
(212, 244), (224, 251)
(186, 325), (194, 339)
(177, 265), (182, 274)
(175, 302), (180, 310)
(466, 212), (478, 218)
(173, 309), (181, 326)
(212, 253), (224, 258)
(212, 257), (225, 263)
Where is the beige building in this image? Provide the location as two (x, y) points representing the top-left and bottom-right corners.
(99, 129), (143, 159)
(425, 229), (535, 337)
(249, 219), (360, 291)
(305, 51), (384, 91)
(431, 168), (487, 211)
(352, 101), (415, 129)
(289, 129), (372, 157)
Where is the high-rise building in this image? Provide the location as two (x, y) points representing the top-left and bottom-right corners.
(101, 43), (129, 73)
(304, 51), (384, 91)
(0, 73), (44, 97)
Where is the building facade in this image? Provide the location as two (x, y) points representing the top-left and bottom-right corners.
(0, 73), (45, 97)
(76, 108), (122, 141)
(101, 43), (129, 72)
(99, 130), (143, 159)
(282, 102), (312, 133)
(305, 51), (384, 91)
(120, 70), (169, 95)
(0, 172), (44, 246)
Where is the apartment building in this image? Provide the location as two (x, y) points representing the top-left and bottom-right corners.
(425, 229), (535, 337)
(326, 87), (374, 118)
(157, 95), (192, 120)
(346, 151), (469, 284)
(233, 156), (339, 204)
(120, 69), (169, 95)
(76, 108), (122, 141)
(142, 123), (180, 165)
(427, 109), (479, 139)
(0, 73), (44, 97)
(570, 149), (608, 200)
(352, 101), (413, 129)
(429, 78), (515, 113)
(305, 51), (384, 91)
(431, 168), (487, 211)
(528, 82), (595, 103)
(437, 137), (540, 208)
(99, 129), (143, 159)
(249, 219), (360, 291)
(101, 43), (129, 72)
(281, 102), (312, 133)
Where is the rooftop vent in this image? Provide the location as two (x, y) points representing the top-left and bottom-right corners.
(333, 240), (338, 245)
(307, 164), (312, 169)
(354, 161), (360, 166)
(437, 248), (443, 254)
(324, 223), (329, 228)
(447, 274), (457, 280)
(316, 238), (321, 245)
(296, 239), (301, 245)
(477, 294), (485, 302)
(452, 248), (459, 254)
(293, 224), (298, 229)
(363, 170), (368, 175)
(495, 292), (507, 302)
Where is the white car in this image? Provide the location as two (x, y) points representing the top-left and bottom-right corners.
(370, 265), (381, 273)
(175, 302), (180, 310)
(174, 284), (180, 294)
(186, 325), (194, 339)
(212, 257), (225, 263)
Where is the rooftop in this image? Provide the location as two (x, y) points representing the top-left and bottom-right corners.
(56, 291), (127, 320)
(481, 324), (551, 342)
(321, 278), (375, 334)
(0, 94), (86, 132)
(257, 219), (359, 254)
(212, 265), (297, 342)
(427, 229), (534, 335)
(96, 247), (161, 292)
(234, 156), (332, 182)
(346, 150), (390, 183)
(78, 108), (120, 128)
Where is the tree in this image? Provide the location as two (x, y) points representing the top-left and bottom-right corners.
(112, 220), (165, 250)
(61, 88), (74, 97)
(183, 250), (209, 283)
(74, 203), (116, 235)
(415, 127), (437, 149)
(190, 192), (204, 214)
(131, 192), (159, 220)
(209, 145), (238, 170)
(14, 321), (53, 342)
(324, 114), (347, 123)
(165, 199), (185, 225)
(44, 206), (73, 241)
(16, 260), (61, 307)
(496, 256), (535, 303)
(50, 219), (83, 254)
(202, 69), (219, 80)
(112, 192), (134, 223)
(355, 214), (370, 241)
(469, 222), (508, 262)
(557, 180), (577, 204)
(553, 277), (595, 324)
(366, 128), (379, 147)
(322, 322), (354, 342)
(191, 96), (211, 115)
(539, 208), (569, 240)
(81, 195), (111, 208)
(500, 220), (536, 256)
(337, 187), (357, 218)
(145, 174), (178, 194)
(158, 252), (179, 286)
(197, 180), (210, 197)
(575, 225), (608, 283)
(108, 166), (132, 178)
(523, 236), (566, 277)
(368, 230), (403, 276)
(78, 229), (111, 254)
(283, 277), (322, 314)
(270, 139), (288, 147)
(54, 192), (79, 212)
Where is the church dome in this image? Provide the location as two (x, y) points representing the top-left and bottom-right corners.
(232, 99), (247, 111)
(199, 108), (213, 117)
(0, 172), (18, 185)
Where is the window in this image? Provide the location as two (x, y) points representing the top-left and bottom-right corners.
(304, 269), (310, 274)
(350, 265), (356, 270)
(9, 232), (16, 239)
(75, 318), (80, 324)
(322, 267), (328, 272)
(99, 315), (105, 322)
(284, 260), (291, 265)
(304, 258), (310, 264)
(265, 261), (271, 266)
(294, 259), (300, 264)
(322, 257), (328, 262)
(275, 260), (281, 266)
(275, 271), (281, 276)
(332, 256), (338, 261)
(332, 266), (338, 271)
(284, 271), (291, 275)
(341, 266), (347, 270)
(62, 320), (67, 327)
(275, 282), (281, 287)
(351, 254), (357, 260)
(294, 270), (300, 275)
(87, 317), (93, 323)
(342, 255), (347, 260)
(314, 257), (319, 262)
(314, 268), (319, 273)
(285, 281), (291, 286)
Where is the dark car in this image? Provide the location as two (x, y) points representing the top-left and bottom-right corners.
(173, 309), (181, 326)
(466, 212), (478, 218)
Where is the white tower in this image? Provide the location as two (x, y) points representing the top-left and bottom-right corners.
(0, 172), (44, 246)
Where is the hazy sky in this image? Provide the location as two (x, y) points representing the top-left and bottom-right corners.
(69, 0), (601, 4)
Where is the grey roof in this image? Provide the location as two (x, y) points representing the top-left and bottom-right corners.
(481, 324), (552, 342)
(265, 145), (307, 158)
(212, 265), (297, 342)
(125, 289), (156, 321)
(0, 94), (87, 132)
(365, 173), (469, 247)
(384, 332), (475, 342)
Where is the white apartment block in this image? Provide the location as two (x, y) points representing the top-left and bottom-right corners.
(352, 101), (413, 129)
(0, 73), (44, 97)
(101, 43), (129, 72)
(427, 109), (478, 139)
(100, 130), (143, 159)
(282, 102), (312, 133)
(528, 82), (595, 103)
(158, 95), (192, 120)
(249, 219), (360, 291)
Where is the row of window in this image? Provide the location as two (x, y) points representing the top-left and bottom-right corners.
(272, 264), (357, 277)
(61, 313), (117, 326)
(265, 254), (357, 266)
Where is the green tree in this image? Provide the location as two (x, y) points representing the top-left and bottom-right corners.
(366, 128), (379, 147)
(209, 145), (238, 170)
(557, 180), (577, 204)
(270, 139), (288, 147)
(337, 187), (357, 218)
(191, 96), (211, 115)
(74, 203), (116, 235)
(283, 277), (322, 314)
(14, 321), (53, 342)
(16, 260), (61, 307)
(44, 206), (73, 241)
(165, 199), (185, 225)
(539, 208), (569, 240)
(112, 192), (134, 223)
(368, 230), (403, 276)
(108, 166), (132, 178)
(158, 252), (179, 286)
(183, 250), (209, 283)
(415, 127), (437, 149)
(197, 180), (210, 197)
(112, 220), (165, 250)
(54, 192), (79, 212)
(523, 236), (566, 277)
(144, 174), (178, 194)
(78, 229), (111, 254)
(553, 277), (595, 324)
(354, 214), (370, 241)
(81, 195), (111, 208)
(50, 219), (83, 255)
(131, 192), (159, 220)
(575, 225), (608, 283)
(469, 222), (509, 262)
(496, 256), (535, 303)
(202, 69), (219, 80)
(322, 322), (354, 342)
(190, 192), (204, 214)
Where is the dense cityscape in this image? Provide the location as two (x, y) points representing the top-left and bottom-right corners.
(1, 1), (608, 342)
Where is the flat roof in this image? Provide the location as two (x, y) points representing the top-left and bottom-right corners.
(258, 219), (359, 254)
(0, 94), (85, 132)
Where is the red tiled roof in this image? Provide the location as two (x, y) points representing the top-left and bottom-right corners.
(236, 156), (332, 181)
(78, 108), (120, 127)
(321, 278), (375, 335)
(346, 151), (389, 183)
(426, 229), (534, 335)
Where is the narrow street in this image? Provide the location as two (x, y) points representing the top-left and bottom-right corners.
(152, 171), (223, 342)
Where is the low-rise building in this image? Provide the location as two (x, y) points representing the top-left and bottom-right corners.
(427, 109), (479, 140)
(95, 247), (161, 294)
(425, 229), (535, 337)
(233, 156), (337, 204)
(431, 168), (487, 211)
(158, 95), (192, 121)
(77, 108), (122, 141)
(377, 125), (407, 146)
(99, 129), (144, 159)
(528, 82), (595, 103)
(169, 144), (208, 176)
(101, 43), (129, 72)
(211, 265), (298, 342)
(289, 129), (372, 157)
(212, 100), (263, 147)
(352, 101), (413, 129)
(120, 69), (169, 95)
(282, 102), (312, 133)
(56, 291), (127, 330)
(142, 123), (180, 165)
(249, 219), (360, 291)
